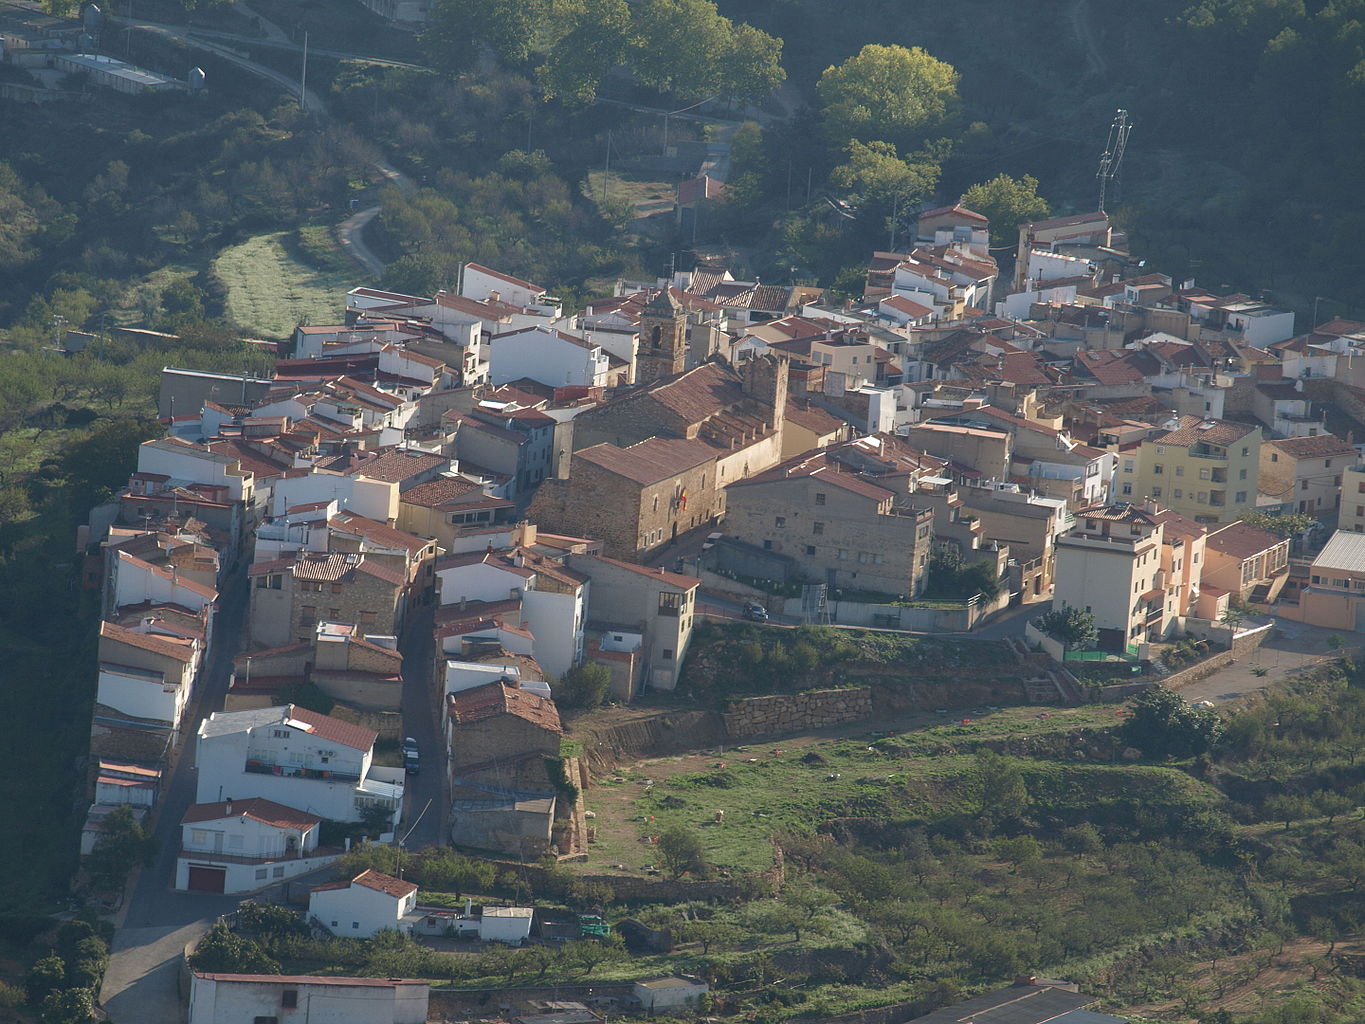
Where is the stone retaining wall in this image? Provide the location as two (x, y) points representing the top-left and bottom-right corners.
(722, 687), (874, 739)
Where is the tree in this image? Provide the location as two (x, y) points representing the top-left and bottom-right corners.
(658, 825), (709, 879)
(926, 543), (1002, 600)
(960, 173), (1051, 245)
(1034, 605), (1099, 651)
(1118, 686), (1223, 759)
(421, 0), (547, 70)
(817, 44), (959, 144)
(631, 0), (729, 97)
(1238, 509), (1315, 537)
(1220, 604), (1251, 629)
(538, 0), (633, 105)
(188, 922), (280, 975)
(40, 988), (94, 1024)
(679, 919), (744, 954)
(717, 21), (786, 102)
(26, 954), (66, 1004)
(558, 662), (612, 709)
(830, 140), (940, 208)
(1313, 789), (1353, 824)
(971, 750), (1030, 824)
(85, 805), (155, 893)
(60, 417), (161, 507)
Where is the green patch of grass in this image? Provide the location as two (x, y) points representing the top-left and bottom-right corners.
(213, 232), (355, 339)
(586, 706), (1135, 872)
(294, 224), (355, 276)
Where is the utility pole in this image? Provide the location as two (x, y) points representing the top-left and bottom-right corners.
(1096, 108), (1131, 212)
(299, 30), (308, 112)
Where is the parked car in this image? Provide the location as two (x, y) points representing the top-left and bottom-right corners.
(742, 602), (769, 622)
(402, 737), (420, 775)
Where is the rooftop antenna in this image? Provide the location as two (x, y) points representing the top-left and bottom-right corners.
(1096, 109), (1132, 213)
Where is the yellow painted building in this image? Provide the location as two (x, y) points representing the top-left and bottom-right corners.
(1133, 416), (1261, 525)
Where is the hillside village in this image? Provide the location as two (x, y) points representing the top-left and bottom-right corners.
(70, 202), (1365, 1024)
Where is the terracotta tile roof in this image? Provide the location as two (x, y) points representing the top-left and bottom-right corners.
(1205, 522), (1287, 560)
(465, 262), (542, 294)
(1152, 416), (1259, 447)
(1149, 507), (1207, 541)
(116, 550), (218, 601)
(1266, 434), (1357, 459)
(633, 361), (743, 423)
(293, 552), (355, 581)
(1074, 349), (1155, 386)
(576, 438), (715, 486)
(204, 439), (290, 480)
(732, 452), (897, 503)
(328, 512), (431, 555)
(345, 447), (448, 483)
(677, 175), (725, 204)
(573, 552), (699, 591)
(350, 868), (419, 898)
(784, 398), (846, 436)
(281, 703), (378, 750)
(448, 680), (562, 733)
(919, 203), (988, 224)
(99, 620), (197, 663)
(182, 797), (321, 830)
(399, 476), (484, 508)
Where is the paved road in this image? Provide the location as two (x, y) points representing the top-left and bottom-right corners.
(100, 564), (250, 1023)
(1174, 619), (1358, 706)
(337, 205), (385, 278)
(398, 601), (445, 850)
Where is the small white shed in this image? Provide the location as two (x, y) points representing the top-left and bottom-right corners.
(478, 906), (534, 945)
(633, 976), (709, 1012)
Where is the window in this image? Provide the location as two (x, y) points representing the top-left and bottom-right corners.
(300, 606), (317, 627)
(328, 608), (340, 619)
(1156, 446), (1166, 454)
(331, 583), (343, 594)
(255, 868), (268, 880)
(1235, 491), (1247, 503)
(652, 496), (659, 513)
(253, 1017), (279, 1024)
(1197, 467), (1208, 480)
(1153, 464), (1163, 474)
(1242, 447), (1250, 456)
(301, 581), (323, 593)
(1123, 459), (1134, 473)
(273, 866), (285, 878)
(282, 991), (298, 1009)
(272, 729), (290, 739)
(813, 522), (825, 535)
(815, 492), (826, 505)
(352, 921), (360, 929)
(662, 648), (673, 661)
(1270, 453), (1278, 462)
(837, 549), (848, 560)
(1197, 491), (1207, 503)
(762, 539), (773, 550)
(1152, 486), (1162, 497)
(1121, 482), (1133, 496)
(1173, 489), (1183, 499)
(775, 515), (786, 527)
(658, 591), (682, 616)
(805, 545), (816, 555)
(1240, 468), (1247, 480)
(1175, 465), (1185, 476)
(1301, 480), (1310, 490)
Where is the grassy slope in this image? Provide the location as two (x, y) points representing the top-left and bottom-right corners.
(213, 232), (354, 339)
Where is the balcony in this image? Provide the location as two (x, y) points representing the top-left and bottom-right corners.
(245, 759), (359, 783)
(1210, 469), (1227, 483)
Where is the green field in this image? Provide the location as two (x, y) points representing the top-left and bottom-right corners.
(213, 231), (354, 339)
(585, 704), (1136, 872)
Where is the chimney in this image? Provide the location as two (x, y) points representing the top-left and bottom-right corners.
(1014, 975), (1039, 987)
(465, 897), (473, 917)
(225, 798), (233, 815)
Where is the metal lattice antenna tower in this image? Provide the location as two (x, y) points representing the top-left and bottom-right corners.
(1096, 109), (1132, 213)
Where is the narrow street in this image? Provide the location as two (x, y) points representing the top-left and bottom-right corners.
(101, 561), (250, 1023)
(398, 601), (445, 850)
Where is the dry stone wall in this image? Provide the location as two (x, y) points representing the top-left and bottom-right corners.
(722, 687), (874, 739)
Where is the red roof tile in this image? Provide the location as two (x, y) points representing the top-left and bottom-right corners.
(182, 797), (321, 830)
(447, 680), (562, 733)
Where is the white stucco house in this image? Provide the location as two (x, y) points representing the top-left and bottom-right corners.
(489, 326), (610, 390)
(634, 976), (710, 1012)
(188, 973), (429, 1024)
(478, 906), (534, 945)
(177, 797), (339, 893)
(309, 869), (420, 937)
(195, 705), (404, 826)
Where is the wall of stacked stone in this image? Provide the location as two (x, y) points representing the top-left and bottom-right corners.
(721, 687), (874, 739)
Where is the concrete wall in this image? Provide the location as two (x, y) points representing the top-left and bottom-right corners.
(722, 687), (874, 739)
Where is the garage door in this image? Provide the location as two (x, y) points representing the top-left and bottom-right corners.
(187, 866), (226, 893)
